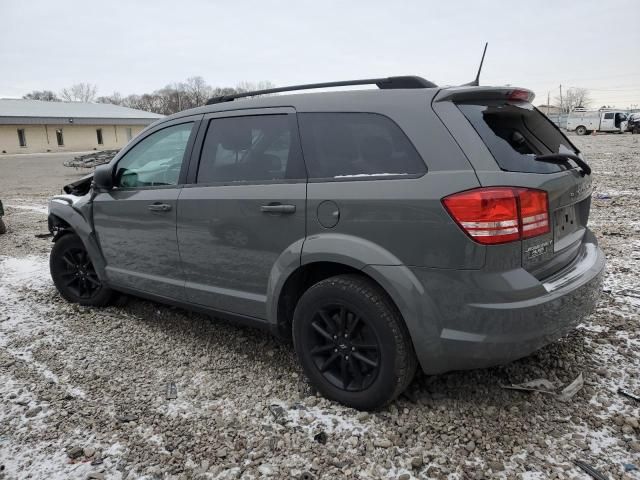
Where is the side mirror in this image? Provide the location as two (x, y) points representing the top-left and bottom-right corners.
(93, 164), (114, 191)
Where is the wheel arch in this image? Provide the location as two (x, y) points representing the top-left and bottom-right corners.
(48, 202), (107, 281)
(267, 233), (440, 372)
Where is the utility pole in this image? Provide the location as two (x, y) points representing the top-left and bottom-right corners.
(559, 84), (563, 113)
(547, 92), (550, 115)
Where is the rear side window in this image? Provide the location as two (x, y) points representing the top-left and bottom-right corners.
(457, 102), (578, 174)
(197, 114), (306, 184)
(298, 112), (425, 180)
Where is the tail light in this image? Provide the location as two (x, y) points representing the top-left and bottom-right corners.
(442, 187), (549, 245)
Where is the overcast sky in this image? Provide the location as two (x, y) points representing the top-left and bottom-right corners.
(1, 0), (639, 108)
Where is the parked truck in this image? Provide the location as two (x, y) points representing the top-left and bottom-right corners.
(566, 109), (628, 135)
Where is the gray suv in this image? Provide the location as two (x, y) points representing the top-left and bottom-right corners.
(48, 76), (605, 410)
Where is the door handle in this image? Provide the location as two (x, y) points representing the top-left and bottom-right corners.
(260, 204), (296, 214)
(147, 203), (172, 212)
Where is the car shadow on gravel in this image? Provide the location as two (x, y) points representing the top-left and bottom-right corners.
(111, 293), (593, 410)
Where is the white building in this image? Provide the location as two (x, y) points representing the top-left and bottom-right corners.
(0, 99), (162, 154)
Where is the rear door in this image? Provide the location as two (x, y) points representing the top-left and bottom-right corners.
(434, 90), (593, 278)
(177, 108), (307, 319)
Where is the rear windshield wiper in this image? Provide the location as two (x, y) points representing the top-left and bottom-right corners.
(535, 153), (591, 176)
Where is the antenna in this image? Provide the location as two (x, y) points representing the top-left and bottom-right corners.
(463, 42), (488, 86)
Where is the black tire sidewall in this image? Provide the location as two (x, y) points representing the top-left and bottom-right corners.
(293, 277), (407, 410)
(50, 234), (112, 306)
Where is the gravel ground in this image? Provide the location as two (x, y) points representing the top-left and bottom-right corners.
(0, 136), (639, 480)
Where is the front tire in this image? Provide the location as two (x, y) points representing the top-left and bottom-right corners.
(50, 234), (113, 306)
(292, 274), (417, 410)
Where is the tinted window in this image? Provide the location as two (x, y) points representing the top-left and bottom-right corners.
(298, 113), (425, 179)
(197, 115), (305, 184)
(604, 112), (614, 119)
(115, 122), (193, 188)
(457, 102), (578, 174)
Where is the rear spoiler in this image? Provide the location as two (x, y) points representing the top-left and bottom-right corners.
(434, 86), (535, 103)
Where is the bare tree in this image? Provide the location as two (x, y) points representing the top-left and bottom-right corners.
(96, 92), (124, 105)
(184, 76), (212, 107)
(23, 90), (60, 101)
(235, 80), (276, 94)
(555, 87), (591, 113)
(29, 78), (273, 113)
(60, 83), (98, 102)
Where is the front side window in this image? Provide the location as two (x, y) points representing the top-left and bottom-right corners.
(114, 122), (193, 188)
(56, 129), (64, 146)
(297, 112), (426, 180)
(17, 129), (26, 147)
(197, 114), (305, 184)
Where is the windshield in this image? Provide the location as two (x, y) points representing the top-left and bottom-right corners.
(457, 101), (579, 174)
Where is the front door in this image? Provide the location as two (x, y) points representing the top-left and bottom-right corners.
(600, 112), (615, 131)
(177, 109), (307, 319)
(93, 120), (198, 299)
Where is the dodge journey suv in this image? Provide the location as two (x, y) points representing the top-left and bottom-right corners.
(48, 76), (605, 410)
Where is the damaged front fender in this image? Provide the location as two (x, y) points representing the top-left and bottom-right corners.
(48, 193), (107, 282)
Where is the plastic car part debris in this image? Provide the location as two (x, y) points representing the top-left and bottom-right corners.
(166, 382), (177, 400)
(573, 460), (609, 480)
(558, 373), (584, 402)
(34, 232), (53, 238)
(623, 463), (638, 472)
(500, 378), (556, 394)
(618, 387), (640, 403)
(501, 373), (584, 401)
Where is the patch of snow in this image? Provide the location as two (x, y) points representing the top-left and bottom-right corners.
(6, 204), (49, 214)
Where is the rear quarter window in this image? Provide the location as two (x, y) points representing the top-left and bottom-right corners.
(457, 102), (579, 174)
(298, 112), (426, 180)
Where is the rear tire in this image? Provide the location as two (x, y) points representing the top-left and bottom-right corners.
(292, 274), (417, 410)
(575, 126), (587, 136)
(50, 234), (113, 307)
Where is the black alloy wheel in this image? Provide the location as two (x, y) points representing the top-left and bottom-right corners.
(50, 234), (113, 306)
(305, 304), (381, 392)
(293, 274), (417, 410)
(58, 247), (101, 299)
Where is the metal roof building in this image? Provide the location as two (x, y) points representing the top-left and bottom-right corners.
(0, 99), (162, 154)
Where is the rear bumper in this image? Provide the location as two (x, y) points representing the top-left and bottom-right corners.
(408, 230), (605, 374)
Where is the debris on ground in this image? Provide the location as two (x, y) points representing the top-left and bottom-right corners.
(558, 372), (585, 401)
(618, 387), (640, 403)
(573, 459), (610, 480)
(63, 150), (119, 169)
(501, 372), (584, 401)
(500, 378), (557, 394)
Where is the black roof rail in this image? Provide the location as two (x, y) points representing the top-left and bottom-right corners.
(205, 76), (437, 105)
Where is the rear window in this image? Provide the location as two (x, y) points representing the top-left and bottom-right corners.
(457, 102), (579, 174)
(298, 112), (426, 180)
